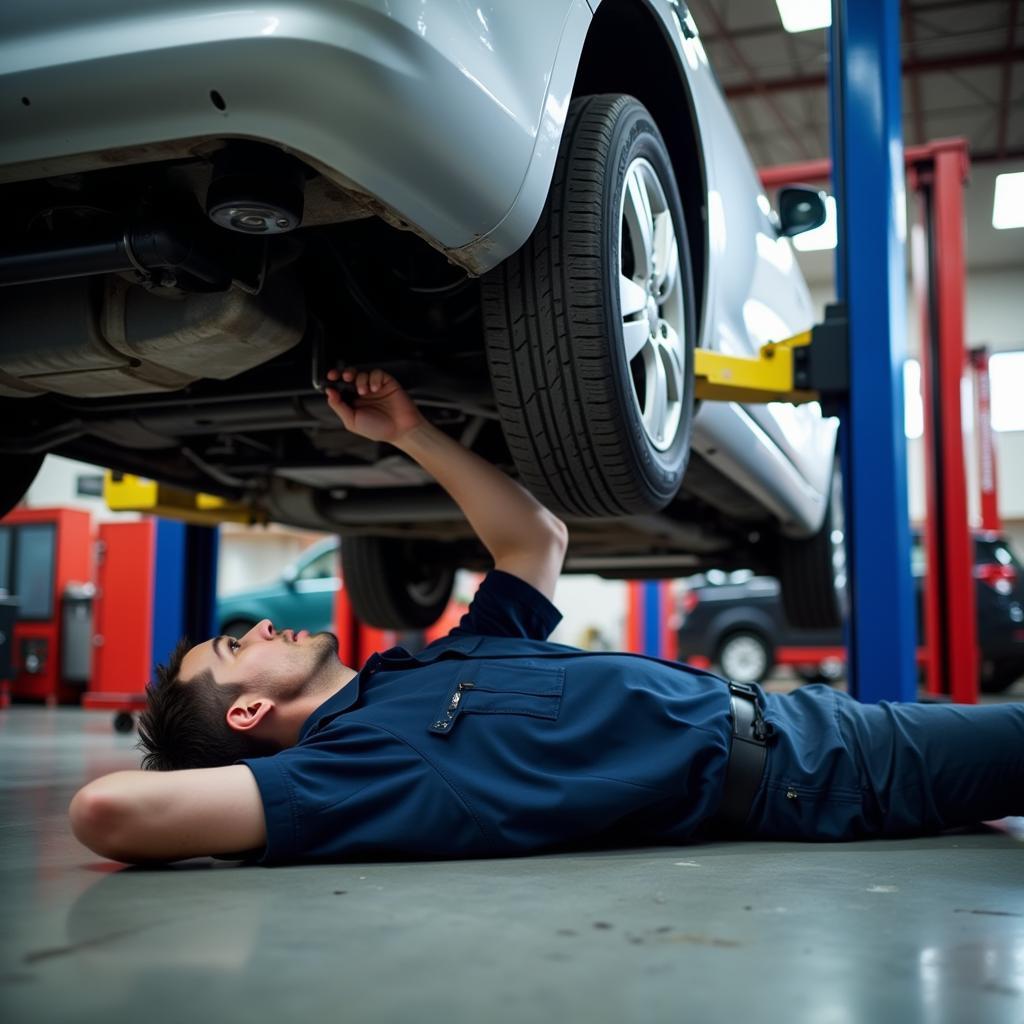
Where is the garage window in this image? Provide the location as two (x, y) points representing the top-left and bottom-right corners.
(904, 352), (1024, 436)
(989, 351), (1024, 432)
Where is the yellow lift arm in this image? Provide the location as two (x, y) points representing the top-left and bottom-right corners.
(103, 472), (263, 527)
(694, 330), (816, 404)
(693, 305), (848, 406)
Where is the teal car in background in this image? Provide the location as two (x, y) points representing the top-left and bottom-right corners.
(216, 538), (340, 638)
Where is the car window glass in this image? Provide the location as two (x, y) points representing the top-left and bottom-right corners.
(297, 548), (336, 581)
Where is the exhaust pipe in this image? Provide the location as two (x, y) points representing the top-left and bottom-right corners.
(0, 209), (257, 290)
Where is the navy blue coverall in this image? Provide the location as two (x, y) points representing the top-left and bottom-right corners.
(241, 571), (1024, 864)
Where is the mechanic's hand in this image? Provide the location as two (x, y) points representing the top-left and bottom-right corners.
(325, 367), (426, 443)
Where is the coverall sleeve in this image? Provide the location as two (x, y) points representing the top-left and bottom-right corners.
(447, 569), (563, 641)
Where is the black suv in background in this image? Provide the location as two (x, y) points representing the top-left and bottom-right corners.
(677, 533), (1024, 693)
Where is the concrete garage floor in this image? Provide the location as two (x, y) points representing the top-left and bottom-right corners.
(2, 702), (1022, 1024)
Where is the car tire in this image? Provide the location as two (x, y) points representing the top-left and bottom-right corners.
(779, 460), (848, 630)
(1, 453), (44, 518)
(716, 630), (773, 685)
(341, 537), (455, 630)
(222, 619), (257, 639)
(482, 93), (696, 516)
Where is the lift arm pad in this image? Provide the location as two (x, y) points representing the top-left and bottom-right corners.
(693, 303), (848, 406)
(793, 302), (849, 407)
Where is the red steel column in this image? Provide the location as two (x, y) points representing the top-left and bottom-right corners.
(661, 580), (679, 662)
(909, 194), (942, 697)
(626, 581), (643, 654)
(332, 580), (359, 669)
(910, 141), (978, 703)
(969, 347), (1001, 532)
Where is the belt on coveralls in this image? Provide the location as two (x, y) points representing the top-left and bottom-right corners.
(712, 682), (770, 834)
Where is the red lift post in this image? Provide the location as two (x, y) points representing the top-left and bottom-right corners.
(969, 347), (1001, 534)
(760, 138), (978, 702)
(909, 140), (977, 701)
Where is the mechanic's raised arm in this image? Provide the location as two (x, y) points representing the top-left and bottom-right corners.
(325, 367), (568, 600)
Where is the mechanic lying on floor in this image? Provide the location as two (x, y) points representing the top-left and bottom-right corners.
(70, 368), (1024, 865)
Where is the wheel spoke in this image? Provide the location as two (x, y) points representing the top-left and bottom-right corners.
(622, 320), (650, 362)
(663, 346), (683, 404)
(624, 167), (655, 280)
(659, 317), (684, 370)
(646, 356), (669, 444)
(658, 321), (686, 381)
(619, 273), (647, 318)
(653, 212), (678, 299)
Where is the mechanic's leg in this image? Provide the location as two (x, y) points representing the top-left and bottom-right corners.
(834, 695), (1024, 835)
(744, 686), (1024, 840)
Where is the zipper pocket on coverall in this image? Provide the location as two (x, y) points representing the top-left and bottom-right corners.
(427, 663), (565, 736)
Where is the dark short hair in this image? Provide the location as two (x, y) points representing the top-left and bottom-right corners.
(137, 637), (277, 771)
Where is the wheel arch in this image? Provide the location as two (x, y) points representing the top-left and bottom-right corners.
(573, 0), (709, 346)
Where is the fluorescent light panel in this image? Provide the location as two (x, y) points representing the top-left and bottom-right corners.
(776, 0), (831, 33)
(993, 171), (1024, 230)
(990, 352), (1024, 431)
(793, 195), (837, 251)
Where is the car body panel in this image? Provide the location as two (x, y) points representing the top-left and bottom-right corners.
(643, 1), (837, 514)
(690, 401), (831, 534)
(0, 0), (589, 267)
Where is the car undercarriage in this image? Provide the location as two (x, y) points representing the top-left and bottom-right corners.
(0, 145), (773, 581)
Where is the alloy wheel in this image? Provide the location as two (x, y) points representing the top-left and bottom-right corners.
(618, 157), (687, 453)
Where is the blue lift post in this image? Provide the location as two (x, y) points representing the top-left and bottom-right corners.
(184, 525), (220, 644)
(642, 580), (663, 656)
(150, 521), (218, 656)
(829, 0), (917, 702)
(151, 519), (187, 676)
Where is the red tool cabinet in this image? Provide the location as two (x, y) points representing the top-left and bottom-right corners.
(0, 507), (92, 706)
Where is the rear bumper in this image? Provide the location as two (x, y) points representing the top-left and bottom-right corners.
(0, 1), (589, 271)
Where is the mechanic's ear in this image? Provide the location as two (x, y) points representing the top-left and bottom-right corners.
(226, 699), (273, 733)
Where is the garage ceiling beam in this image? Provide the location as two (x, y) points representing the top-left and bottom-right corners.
(997, 0), (1020, 158)
(700, 1), (1000, 45)
(902, 0), (927, 145)
(724, 45), (1024, 98)
(697, 1), (812, 158)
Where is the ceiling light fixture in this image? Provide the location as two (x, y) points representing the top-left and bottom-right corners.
(992, 171), (1024, 230)
(775, 0), (832, 33)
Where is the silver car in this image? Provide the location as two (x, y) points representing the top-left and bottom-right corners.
(0, 0), (839, 630)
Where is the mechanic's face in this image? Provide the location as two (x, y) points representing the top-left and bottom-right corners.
(181, 619), (345, 703)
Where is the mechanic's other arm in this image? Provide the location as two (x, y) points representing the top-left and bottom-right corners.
(69, 765), (265, 864)
(326, 367), (568, 599)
